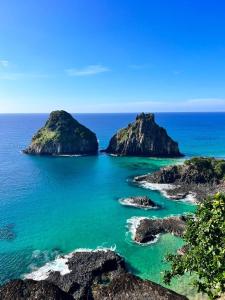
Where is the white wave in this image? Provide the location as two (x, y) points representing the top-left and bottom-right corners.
(24, 246), (117, 281)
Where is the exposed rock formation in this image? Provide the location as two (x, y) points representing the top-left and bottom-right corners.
(135, 157), (225, 203)
(0, 250), (187, 300)
(23, 110), (98, 155)
(104, 113), (182, 157)
(133, 216), (186, 244)
(92, 273), (188, 300)
(0, 279), (73, 300)
(119, 196), (160, 209)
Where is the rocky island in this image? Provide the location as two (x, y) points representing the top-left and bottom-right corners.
(134, 157), (225, 203)
(129, 216), (186, 244)
(23, 110), (98, 155)
(119, 196), (160, 209)
(104, 113), (182, 157)
(0, 249), (187, 300)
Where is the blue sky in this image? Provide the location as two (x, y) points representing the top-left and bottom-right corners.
(0, 0), (225, 112)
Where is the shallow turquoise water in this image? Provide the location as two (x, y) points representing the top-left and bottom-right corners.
(0, 113), (225, 295)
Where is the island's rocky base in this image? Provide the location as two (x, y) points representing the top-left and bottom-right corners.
(119, 196), (160, 209)
(134, 157), (225, 203)
(0, 249), (187, 300)
(129, 216), (186, 244)
(104, 113), (182, 157)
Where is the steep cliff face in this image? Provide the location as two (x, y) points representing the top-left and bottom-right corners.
(23, 110), (98, 155)
(105, 113), (182, 157)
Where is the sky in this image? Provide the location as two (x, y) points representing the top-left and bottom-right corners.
(0, 0), (225, 113)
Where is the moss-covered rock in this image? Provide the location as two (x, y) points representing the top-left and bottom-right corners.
(23, 110), (98, 155)
(104, 113), (182, 157)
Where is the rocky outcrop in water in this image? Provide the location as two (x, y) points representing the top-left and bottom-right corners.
(0, 250), (187, 300)
(119, 196), (160, 209)
(135, 157), (225, 203)
(133, 216), (186, 244)
(104, 113), (182, 157)
(23, 110), (98, 155)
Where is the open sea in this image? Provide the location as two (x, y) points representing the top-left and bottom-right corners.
(0, 112), (225, 297)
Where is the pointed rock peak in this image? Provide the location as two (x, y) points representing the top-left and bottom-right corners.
(136, 112), (155, 122)
(104, 113), (183, 157)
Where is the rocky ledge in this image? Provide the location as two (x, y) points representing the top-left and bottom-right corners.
(119, 196), (160, 209)
(0, 250), (187, 300)
(23, 110), (98, 155)
(135, 157), (225, 203)
(131, 216), (186, 244)
(104, 113), (182, 157)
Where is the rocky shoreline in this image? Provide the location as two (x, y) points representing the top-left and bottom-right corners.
(0, 249), (187, 300)
(134, 157), (225, 203)
(128, 216), (186, 244)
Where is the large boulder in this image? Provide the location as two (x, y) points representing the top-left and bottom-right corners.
(23, 110), (98, 155)
(0, 250), (188, 300)
(104, 113), (182, 157)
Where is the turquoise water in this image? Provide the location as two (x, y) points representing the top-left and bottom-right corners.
(0, 113), (225, 295)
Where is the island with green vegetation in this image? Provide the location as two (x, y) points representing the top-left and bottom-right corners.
(23, 110), (98, 155)
(135, 157), (225, 203)
(104, 113), (182, 157)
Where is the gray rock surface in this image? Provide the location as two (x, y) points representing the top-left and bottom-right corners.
(0, 250), (188, 300)
(104, 113), (182, 157)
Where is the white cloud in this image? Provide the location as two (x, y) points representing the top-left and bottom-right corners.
(0, 72), (51, 80)
(65, 65), (110, 76)
(0, 60), (9, 68)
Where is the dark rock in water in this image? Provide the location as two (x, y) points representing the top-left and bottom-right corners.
(0, 224), (16, 241)
(119, 196), (160, 209)
(134, 216), (186, 244)
(92, 273), (188, 300)
(135, 157), (225, 203)
(104, 113), (182, 157)
(23, 110), (98, 155)
(0, 279), (73, 300)
(46, 250), (126, 299)
(0, 250), (188, 299)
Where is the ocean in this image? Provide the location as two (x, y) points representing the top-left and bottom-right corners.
(0, 112), (225, 296)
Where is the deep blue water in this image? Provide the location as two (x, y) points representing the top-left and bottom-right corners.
(0, 112), (225, 296)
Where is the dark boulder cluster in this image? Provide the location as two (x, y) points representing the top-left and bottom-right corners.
(133, 216), (186, 244)
(0, 250), (187, 300)
(135, 157), (225, 202)
(119, 196), (160, 209)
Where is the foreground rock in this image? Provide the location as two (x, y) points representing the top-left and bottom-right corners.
(92, 273), (187, 300)
(119, 196), (160, 209)
(132, 216), (186, 244)
(0, 250), (187, 300)
(0, 279), (73, 300)
(23, 110), (98, 155)
(135, 157), (225, 203)
(104, 113), (182, 157)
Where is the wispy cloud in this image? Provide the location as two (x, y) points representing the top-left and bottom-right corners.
(0, 72), (51, 80)
(0, 60), (9, 68)
(66, 64), (110, 77)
